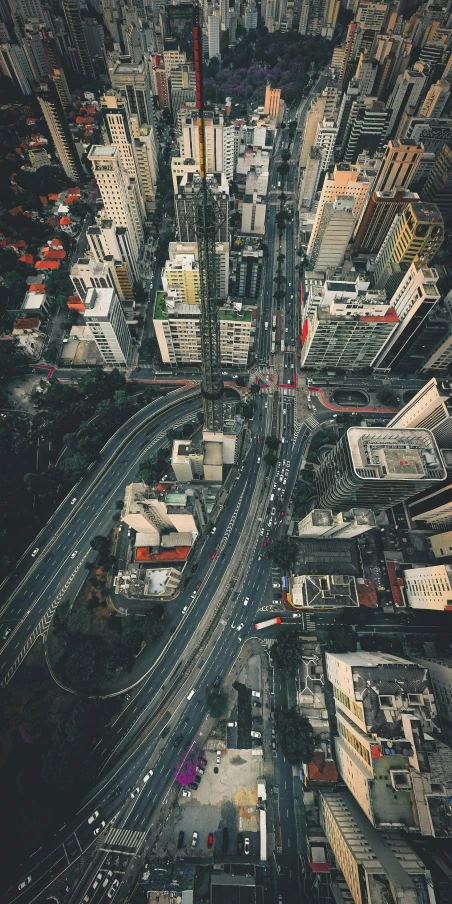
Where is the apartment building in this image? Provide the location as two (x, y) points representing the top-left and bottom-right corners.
(83, 287), (131, 365)
(307, 165), (370, 260)
(88, 145), (144, 260)
(372, 204), (444, 291)
(153, 294), (252, 368)
(308, 197), (356, 270)
(403, 565), (452, 611)
(37, 78), (84, 181)
(354, 190), (419, 254)
(373, 264), (441, 370)
(167, 241), (229, 301)
(372, 140), (424, 193)
(388, 378), (452, 448)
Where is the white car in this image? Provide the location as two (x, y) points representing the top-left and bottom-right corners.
(2, 626), (11, 639)
(102, 872), (113, 888)
(252, 691), (261, 698)
(251, 730), (262, 739)
(130, 786), (140, 798)
(93, 821), (106, 835)
(18, 877), (31, 891)
(191, 831), (198, 848)
(93, 872), (102, 889)
(244, 837), (250, 855)
(108, 879), (120, 899)
(237, 623), (244, 631)
(31, 548), (39, 557)
(71, 497), (77, 505)
(70, 550), (78, 559)
(216, 750), (222, 765)
(88, 810), (99, 824)
(292, 613), (302, 619)
(243, 597), (249, 606)
(182, 788), (191, 797)
(182, 606), (188, 613)
(143, 771), (153, 783)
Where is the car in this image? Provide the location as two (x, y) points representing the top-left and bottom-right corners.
(272, 748), (277, 758)
(251, 730), (262, 738)
(196, 580), (202, 590)
(178, 831), (185, 849)
(160, 726), (170, 738)
(216, 750), (222, 765)
(143, 771), (153, 783)
(271, 507), (276, 515)
(211, 526), (216, 534)
(208, 832), (214, 848)
(2, 626), (11, 640)
(130, 786), (140, 798)
(88, 810), (99, 824)
(182, 606), (188, 614)
(198, 756), (207, 766)
(252, 691), (261, 698)
(263, 540), (267, 547)
(244, 837), (250, 855)
(173, 734), (183, 746)
(257, 456), (261, 463)
(108, 879), (120, 898)
(271, 727), (276, 737)
(237, 833), (244, 854)
(227, 721), (238, 727)
(31, 548), (39, 557)
(182, 788), (191, 797)
(257, 554), (262, 561)
(70, 550), (78, 559)
(237, 623), (244, 631)
(71, 497), (77, 505)
(18, 877), (32, 891)
(260, 528), (264, 536)
(191, 831), (198, 848)
(252, 700), (261, 707)
(281, 510), (285, 517)
(188, 782), (198, 791)
(94, 821), (106, 835)
(292, 612), (302, 618)
(93, 872), (103, 889)
(243, 597), (249, 606)
(196, 766), (205, 775)
(211, 550), (217, 560)
(257, 436), (260, 443)
(102, 872), (113, 888)
(110, 786), (122, 800)
(213, 675), (221, 688)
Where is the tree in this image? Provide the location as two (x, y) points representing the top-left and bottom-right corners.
(281, 149), (291, 161)
(67, 605), (91, 636)
(139, 456), (161, 486)
(327, 624), (358, 653)
(44, 340), (60, 365)
(264, 451), (277, 467)
(250, 384), (260, 396)
(90, 534), (108, 552)
(272, 538), (296, 571)
(277, 162), (290, 176)
(265, 435), (280, 451)
(275, 708), (314, 765)
(207, 689), (228, 718)
(276, 252), (286, 263)
(272, 633), (304, 674)
(115, 499), (124, 510)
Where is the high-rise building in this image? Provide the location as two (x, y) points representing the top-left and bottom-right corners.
(343, 100), (390, 164)
(372, 203), (444, 290)
(168, 241), (229, 300)
(316, 426), (446, 510)
(207, 9), (220, 60)
(88, 145), (143, 260)
(0, 42), (33, 94)
(230, 242), (263, 298)
(37, 78), (84, 181)
(308, 196), (356, 270)
(386, 69), (426, 138)
(354, 189), (419, 254)
(175, 173), (229, 244)
(408, 481), (452, 529)
(297, 508), (376, 539)
(320, 789), (436, 904)
(423, 143), (452, 223)
(162, 252), (201, 305)
(111, 58), (155, 130)
(314, 119), (338, 170)
(101, 93), (146, 220)
(372, 139), (424, 193)
(419, 80), (450, 119)
(298, 147), (323, 213)
(300, 288), (398, 372)
(62, 0), (94, 79)
(264, 84), (281, 119)
(83, 287), (131, 365)
(388, 378), (452, 447)
(299, 91), (330, 169)
(241, 191), (266, 236)
(179, 109), (235, 181)
(22, 22), (52, 80)
(87, 218), (138, 302)
(413, 655), (452, 746)
(307, 164), (370, 261)
(334, 80), (361, 160)
(153, 296), (252, 369)
(403, 564), (452, 611)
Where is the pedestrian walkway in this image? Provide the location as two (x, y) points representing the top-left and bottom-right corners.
(304, 413), (319, 430)
(103, 827), (146, 853)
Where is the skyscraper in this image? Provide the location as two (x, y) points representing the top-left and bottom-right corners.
(88, 146), (143, 260)
(101, 93), (146, 220)
(83, 287), (131, 365)
(342, 101), (390, 164)
(354, 189), (419, 254)
(37, 78), (84, 181)
(0, 42), (33, 94)
(385, 69), (426, 138)
(423, 143), (452, 223)
(308, 196), (356, 270)
(372, 202), (444, 290)
(111, 58), (155, 130)
(316, 426), (446, 510)
(307, 164), (370, 261)
(62, 0), (94, 79)
(372, 139), (423, 193)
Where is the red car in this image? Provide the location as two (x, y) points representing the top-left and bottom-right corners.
(208, 833), (214, 848)
(263, 540), (267, 547)
(257, 436), (260, 443)
(281, 511), (285, 517)
(198, 756), (207, 766)
(211, 550), (217, 560)
(196, 580), (202, 590)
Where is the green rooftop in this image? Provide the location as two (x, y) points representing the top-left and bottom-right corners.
(154, 291), (167, 319)
(154, 292), (252, 324)
(219, 309), (252, 322)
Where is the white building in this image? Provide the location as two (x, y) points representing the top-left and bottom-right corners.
(403, 564), (452, 611)
(179, 110), (235, 181)
(308, 196), (356, 270)
(297, 508), (376, 539)
(241, 191), (266, 235)
(307, 164), (370, 261)
(373, 264), (441, 369)
(88, 145), (143, 260)
(101, 93), (146, 220)
(168, 241), (229, 300)
(207, 9), (221, 59)
(83, 287), (131, 365)
(154, 295), (252, 368)
(87, 217), (139, 299)
(314, 118), (338, 170)
(388, 377), (452, 448)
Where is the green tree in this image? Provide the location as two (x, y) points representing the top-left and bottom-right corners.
(275, 708), (314, 765)
(265, 435), (279, 451)
(277, 163), (290, 176)
(264, 451), (277, 467)
(139, 456), (161, 486)
(57, 451), (90, 480)
(272, 632), (304, 674)
(90, 534), (108, 552)
(327, 624), (358, 653)
(281, 149), (291, 161)
(44, 340), (60, 365)
(206, 689), (228, 718)
(272, 538), (296, 571)
(67, 605), (91, 636)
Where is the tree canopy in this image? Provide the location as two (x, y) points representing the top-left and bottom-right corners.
(275, 708), (314, 765)
(271, 632), (304, 673)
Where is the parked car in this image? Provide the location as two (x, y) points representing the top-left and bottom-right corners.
(216, 750), (222, 765)
(196, 766), (204, 775)
(207, 832), (214, 848)
(108, 879), (119, 898)
(188, 782), (198, 791)
(182, 788), (191, 798)
(94, 821), (106, 835)
(178, 831), (185, 849)
(244, 837), (250, 855)
(251, 731), (262, 739)
(198, 756), (207, 766)
(88, 810), (99, 824)
(191, 831), (198, 849)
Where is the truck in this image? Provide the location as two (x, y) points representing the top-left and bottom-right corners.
(272, 315), (277, 328)
(254, 617), (282, 630)
(271, 342), (275, 355)
(280, 340), (285, 354)
(265, 322), (269, 330)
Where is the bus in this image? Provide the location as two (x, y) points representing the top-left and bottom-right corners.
(254, 617), (282, 630)
(271, 341), (275, 354)
(280, 340), (285, 354)
(272, 314), (277, 328)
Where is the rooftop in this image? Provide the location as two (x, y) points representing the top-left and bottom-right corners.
(347, 427), (446, 481)
(291, 574), (358, 609)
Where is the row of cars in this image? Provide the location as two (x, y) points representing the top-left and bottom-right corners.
(188, 831), (250, 854)
(84, 871), (119, 901)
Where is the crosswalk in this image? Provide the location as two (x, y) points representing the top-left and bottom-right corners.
(304, 413), (319, 429)
(103, 826), (146, 853)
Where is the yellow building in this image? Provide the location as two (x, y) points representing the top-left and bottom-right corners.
(162, 253), (201, 305)
(373, 201), (444, 289)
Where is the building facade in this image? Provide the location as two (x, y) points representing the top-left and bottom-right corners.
(83, 287), (131, 365)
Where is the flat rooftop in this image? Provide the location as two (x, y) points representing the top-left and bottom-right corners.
(347, 428), (446, 481)
(88, 145), (116, 157)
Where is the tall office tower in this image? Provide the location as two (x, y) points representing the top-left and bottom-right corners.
(10, 0), (50, 24)
(153, 300), (252, 370)
(111, 58), (155, 130)
(71, 258), (119, 301)
(386, 69), (427, 138)
(300, 285), (397, 371)
(88, 146), (143, 260)
(101, 93), (146, 220)
(325, 650), (452, 836)
(314, 119), (338, 170)
(230, 242), (263, 298)
(37, 78), (84, 180)
(354, 54), (378, 96)
(297, 508), (376, 539)
(331, 21), (357, 88)
(308, 197), (356, 270)
(264, 84), (281, 119)
(354, 189), (419, 253)
(298, 147), (323, 212)
(83, 287), (131, 365)
(175, 175), (229, 243)
(409, 481), (452, 529)
(87, 218), (139, 299)
(0, 43), (33, 94)
(316, 426), (446, 510)
(22, 22), (52, 80)
(40, 29), (71, 111)
(241, 191), (266, 235)
(343, 100), (390, 163)
(423, 143), (452, 223)
(388, 378), (452, 447)
(62, 0), (94, 79)
(320, 789), (436, 904)
(153, 56), (170, 110)
(333, 80), (360, 159)
(299, 91), (329, 169)
(244, 1), (258, 32)
(419, 79), (450, 118)
(372, 139), (423, 193)
(307, 164), (370, 261)
(207, 9), (220, 60)
(131, 124), (158, 213)
(179, 110), (235, 181)
(373, 263), (441, 370)
(372, 202), (444, 290)
(355, 1), (388, 33)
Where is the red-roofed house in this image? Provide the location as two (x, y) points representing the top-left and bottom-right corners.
(386, 561), (406, 607)
(50, 238), (63, 247)
(44, 250), (66, 260)
(59, 217), (71, 226)
(67, 295), (85, 312)
(29, 283), (46, 292)
(48, 193), (59, 201)
(19, 253), (34, 264)
(39, 196), (48, 204)
(15, 317), (40, 330)
(75, 116), (84, 124)
(68, 187), (80, 195)
(303, 751), (339, 789)
(356, 578), (378, 608)
(35, 260), (60, 269)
